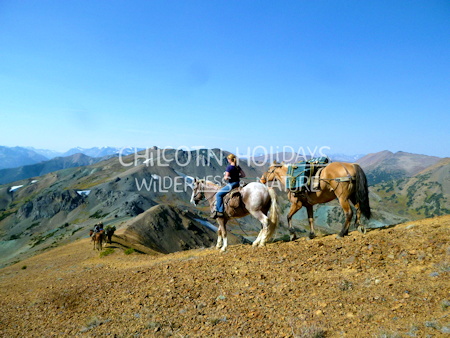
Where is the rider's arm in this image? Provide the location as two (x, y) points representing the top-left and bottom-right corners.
(224, 171), (231, 181)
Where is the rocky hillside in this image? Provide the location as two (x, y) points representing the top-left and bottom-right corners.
(370, 158), (450, 219)
(0, 215), (448, 337)
(0, 148), (262, 268)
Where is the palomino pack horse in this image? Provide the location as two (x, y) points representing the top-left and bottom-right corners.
(260, 161), (371, 239)
(190, 179), (280, 251)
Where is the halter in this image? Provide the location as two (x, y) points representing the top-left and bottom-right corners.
(193, 189), (205, 201)
(261, 166), (281, 182)
(193, 181), (216, 203)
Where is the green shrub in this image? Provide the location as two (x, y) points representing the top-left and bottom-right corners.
(124, 248), (135, 255)
(99, 248), (114, 258)
(90, 210), (107, 219)
(441, 299), (450, 311)
(0, 210), (16, 222)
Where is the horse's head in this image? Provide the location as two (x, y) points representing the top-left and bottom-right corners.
(260, 161), (283, 184)
(190, 178), (205, 205)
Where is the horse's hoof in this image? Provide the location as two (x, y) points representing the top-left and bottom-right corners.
(290, 234), (298, 241)
(336, 234), (344, 239)
(220, 247), (227, 252)
(357, 226), (367, 234)
(309, 233), (316, 240)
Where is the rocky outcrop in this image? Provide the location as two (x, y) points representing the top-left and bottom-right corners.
(17, 190), (85, 220)
(121, 204), (243, 254)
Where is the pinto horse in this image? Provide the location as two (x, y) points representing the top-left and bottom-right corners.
(260, 161), (371, 239)
(90, 230), (105, 251)
(190, 179), (280, 251)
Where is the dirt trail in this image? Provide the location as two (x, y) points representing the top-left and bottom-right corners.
(0, 216), (449, 337)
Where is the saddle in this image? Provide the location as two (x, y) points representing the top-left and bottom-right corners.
(224, 186), (247, 217)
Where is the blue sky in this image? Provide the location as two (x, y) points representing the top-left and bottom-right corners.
(0, 1), (448, 157)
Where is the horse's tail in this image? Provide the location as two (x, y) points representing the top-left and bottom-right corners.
(266, 187), (280, 240)
(354, 164), (371, 220)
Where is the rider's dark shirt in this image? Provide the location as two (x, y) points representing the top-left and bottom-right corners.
(226, 165), (240, 183)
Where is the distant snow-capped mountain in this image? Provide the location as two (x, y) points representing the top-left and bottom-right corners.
(247, 152), (366, 164)
(25, 147), (63, 159)
(62, 146), (141, 158)
(0, 146), (144, 171)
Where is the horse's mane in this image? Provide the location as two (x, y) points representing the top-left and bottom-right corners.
(199, 179), (221, 189)
(270, 162), (288, 169)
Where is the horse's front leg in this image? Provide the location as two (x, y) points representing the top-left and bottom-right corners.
(252, 215), (268, 248)
(305, 204), (315, 239)
(287, 201), (302, 241)
(216, 218), (228, 252)
(216, 229), (223, 249)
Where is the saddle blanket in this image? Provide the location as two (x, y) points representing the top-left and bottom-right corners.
(286, 156), (329, 190)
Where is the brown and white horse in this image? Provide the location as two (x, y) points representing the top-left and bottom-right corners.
(260, 161), (371, 239)
(190, 179), (280, 251)
(90, 230), (105, 251)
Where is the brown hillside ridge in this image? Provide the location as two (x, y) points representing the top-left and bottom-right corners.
(416, 157), (450, 176)
(358, 150), (441, 176)
(1, 216), (449, 337)
(119, 204), (244, 254)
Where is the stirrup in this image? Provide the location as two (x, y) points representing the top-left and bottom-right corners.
(211, 211), (224, 219)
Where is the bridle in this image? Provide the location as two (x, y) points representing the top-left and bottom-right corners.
(192, 181), (215, 204)
(261, 166), (281, 183)
(193, 187), (205, 202)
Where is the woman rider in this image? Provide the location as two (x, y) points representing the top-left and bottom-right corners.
(212, 153), (246, 218)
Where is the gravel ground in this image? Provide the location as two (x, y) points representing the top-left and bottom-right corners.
(0, 215), (449, 337)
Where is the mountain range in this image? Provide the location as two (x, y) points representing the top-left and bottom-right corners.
(0, 153), (101, 185)
(0, 146), (49, 170)
(357, 150), (442, 185)
(0, 146), (141, 170)
(0, 147), (448, 268)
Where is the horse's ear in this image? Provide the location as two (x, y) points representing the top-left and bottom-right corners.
(272, 160), (277, 164)
(281, 161), (285, 165)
